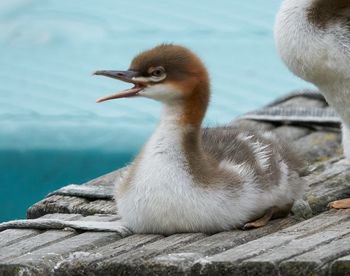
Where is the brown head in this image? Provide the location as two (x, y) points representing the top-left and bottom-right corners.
(94, 44), (210, 127)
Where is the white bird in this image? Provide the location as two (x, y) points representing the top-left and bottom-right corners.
(94, 44), (305, 234)
(275, 0), (350, 209)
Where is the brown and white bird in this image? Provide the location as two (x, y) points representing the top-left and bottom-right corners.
(275, 0), (350, 209)
(94, 44), (304, 234)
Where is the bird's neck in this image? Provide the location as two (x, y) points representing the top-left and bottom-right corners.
(142, 98), (208, 173)
(161, 100), (206, 128)
(157, 102), (203, 150)
(135, 83), (211, 181)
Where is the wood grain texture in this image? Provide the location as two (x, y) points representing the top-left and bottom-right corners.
(194, 210), (350, 276)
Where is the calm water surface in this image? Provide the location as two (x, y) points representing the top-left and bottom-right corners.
(0, 0), (311, 221)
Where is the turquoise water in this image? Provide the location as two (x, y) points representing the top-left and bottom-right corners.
(0, 0), (310, 222)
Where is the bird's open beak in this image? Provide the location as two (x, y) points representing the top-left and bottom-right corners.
(93, 70), (144, 103)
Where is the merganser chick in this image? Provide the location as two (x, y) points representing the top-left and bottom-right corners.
(275, 0), (350, 209)
(94, 44), (304, 234)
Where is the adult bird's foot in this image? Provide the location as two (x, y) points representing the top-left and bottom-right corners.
(328, 198), (350, 209)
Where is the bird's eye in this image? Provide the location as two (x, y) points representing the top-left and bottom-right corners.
(149, 67), (166, 82)
(152, 69), (163, 77)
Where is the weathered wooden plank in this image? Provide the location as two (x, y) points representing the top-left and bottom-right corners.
(0, 214), (126, 274)
(229, 119), (274, 131)
(279, 234), (350, 276)
(48, 184), (114, 200)
(0, 230), (75, 262)
(305, 158), (348, 184)
(277, 96), (326, 108)
(140, 218), (299, 275)
(1, 218), (302, 276)
(90, 233), (207, 275)
(77, 199), (116, 216)
(294, 131), (342, 163)
(2, 232), (121, 275)
(266, 210), (349, 235)
(239, 92), (342, 128)
(116, 233), (207, 261)
(53, 234), (163, 275)
(273, 125), (311, 141)
(81, 214), (120, 221)
(27, 195), (89, 219)
(27, 195), (117, 219)
(331, 254), (350, 275)
(241, 106), (340, 125)
(304, 159), (350, 214)
(263, 90), (325, 108)
(179, 217), (298, 256)
(0, 218), (131, 235)
(40, 213), (84, 220)
(237, 220), (350, 275)
(193, 210), (349, 275)
(26, 169), (125, 219)
(0, 229), (40, 248)
(0, 214), (82, 249)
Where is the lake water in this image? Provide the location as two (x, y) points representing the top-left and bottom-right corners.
(0, 0), (310, 222)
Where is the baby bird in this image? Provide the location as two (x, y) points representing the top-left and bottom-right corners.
(275, 0), (350, 209)
(94, 44), (304, 234)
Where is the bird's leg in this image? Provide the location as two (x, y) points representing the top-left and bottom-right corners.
(328, 198), (350, 209)
(243, 208), (276, 230)
(242, 204), (292, 230)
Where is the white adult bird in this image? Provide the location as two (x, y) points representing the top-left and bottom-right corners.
(275, 0), (350, 208)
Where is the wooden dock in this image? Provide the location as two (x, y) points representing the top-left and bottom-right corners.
(1, 91), (349, 276)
